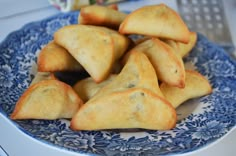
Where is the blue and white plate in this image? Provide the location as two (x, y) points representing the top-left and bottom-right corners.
(0, 11), (236, 156)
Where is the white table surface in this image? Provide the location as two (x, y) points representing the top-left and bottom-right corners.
(0, 0), (235, 156)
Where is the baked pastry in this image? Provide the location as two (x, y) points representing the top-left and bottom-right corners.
(54, 25), (130, 82)
(73, 75), (117, 102)
(160, 70), (212, 108)
(119, 4), (190, 43)
(127, 37), (185, 88)
(94, 26), (131, 59)
(54, 25), (114, 82)
(11, 79), (83, 120)
(163, 32), (197, 58)
(79, 5), (127, 29)
(71, 52), (176, 130)
(38, 41), (83, 72)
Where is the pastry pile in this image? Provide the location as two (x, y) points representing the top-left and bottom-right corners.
(11, 4), (212, 131)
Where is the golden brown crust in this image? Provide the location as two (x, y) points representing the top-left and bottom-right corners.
(54, 25), (115, 83)
(73, 74), (117, 102)
(93, 51), (164, 98)
(93, 26), (131, 59)
(11, 79), (83, 120)
(127, 37), (185, 88)
(178, 32), (197, 57)
(119, 4), (190, 43)
(71, 88), (176, 130)
(70, 52), (176, 130)
(37, 41), (83, 72)
(79, 5), (127, 29)
(163, 32), (197, 58)
(160, 70), (212, 108)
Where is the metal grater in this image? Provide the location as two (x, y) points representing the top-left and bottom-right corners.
(177, 0), (235, 58)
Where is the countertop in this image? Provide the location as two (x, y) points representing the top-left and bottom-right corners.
(0, 0), (235, 156)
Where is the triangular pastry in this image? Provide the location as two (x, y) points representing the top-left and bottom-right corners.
(73, 74), (117, 102)
(119, 4), (190, 43)
(79, 5), (127, 29)
(54, 25), (114, 82)
(163, 32), (197, 58)
(11, 79), (83, 120)
(160, 70), (212, 108)
(38, 41), (83, 72)
(71, 52), (176, 130)
(54, 25), (130, 82)
(127, 38), (185, 88)
(92, 51), (164, 97)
